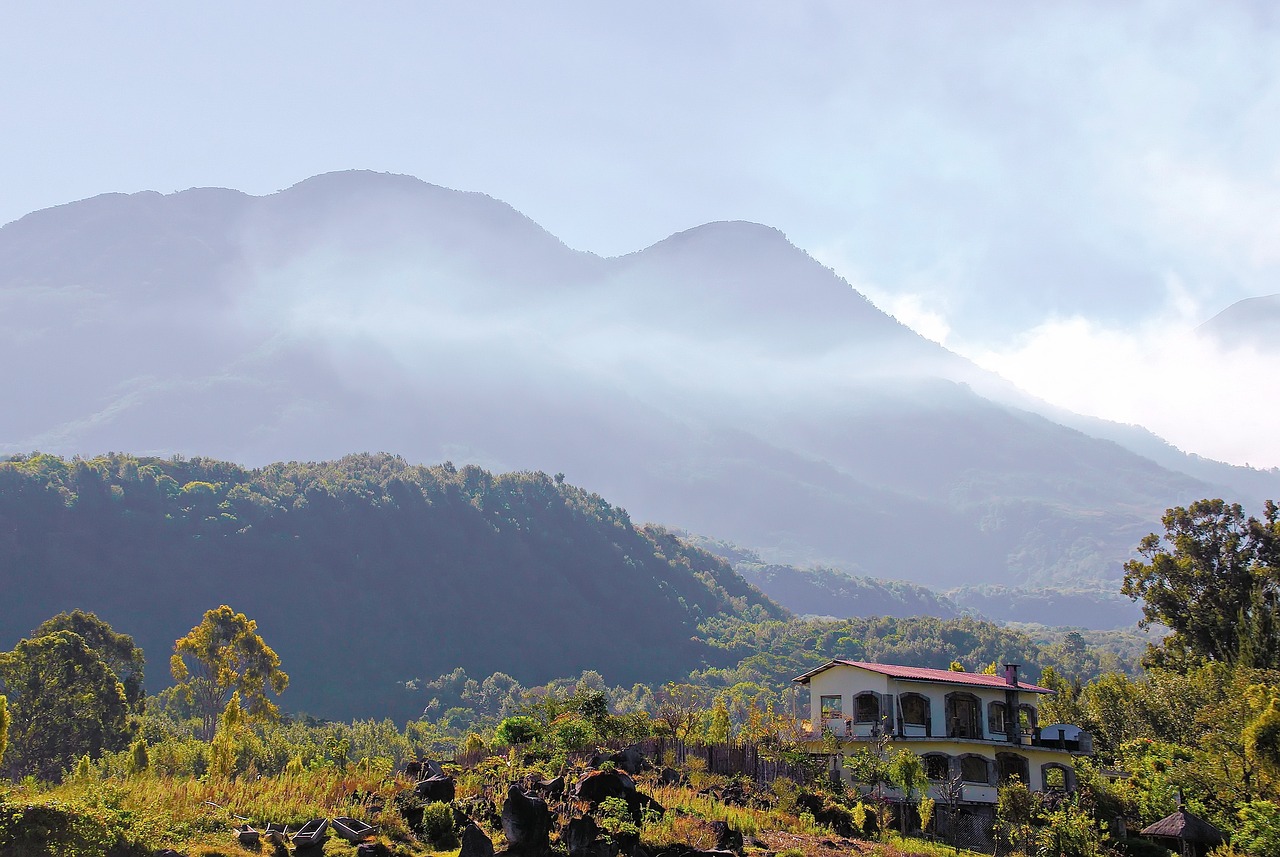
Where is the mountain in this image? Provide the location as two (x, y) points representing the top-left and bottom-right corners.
(2, 170), (1271, 596)
(675, 532), (959, 619)
(1198, 293), (1280, 351)
(0, 453), (782, 722)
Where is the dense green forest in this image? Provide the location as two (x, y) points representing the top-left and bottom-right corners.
(0, 452), (780, 721)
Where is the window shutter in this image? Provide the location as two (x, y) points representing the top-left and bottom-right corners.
(881, 693), (894, 734)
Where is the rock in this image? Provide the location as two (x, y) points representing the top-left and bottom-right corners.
(657, 767), (683, 786)
(415, 773), (457, 803)
(709, 821), (743, 854)
(357, 843), (392, 857)
(534, 775), (565, 797)
(565, 816), (601, 857)
(608, 745), (651, 775)
(500, 786), (551, 856)
(460, 822), (495, 857)
(574, 770), (637, 804)
(746, 838), (768, 849)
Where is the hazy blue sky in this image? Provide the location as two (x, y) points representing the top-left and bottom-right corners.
(4, 2), (1279, 465)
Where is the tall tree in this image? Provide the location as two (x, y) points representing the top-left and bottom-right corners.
(32, 610), (146, 712)
(170, 605), (289, 740)
(1122, 499), (1280, 668)
(0, 631), (131, 780)
(654, 682), (708, 741)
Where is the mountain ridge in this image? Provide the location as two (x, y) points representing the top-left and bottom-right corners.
(3, 170), (1274, 592)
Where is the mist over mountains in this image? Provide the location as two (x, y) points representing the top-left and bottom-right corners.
(4, 170), (1276, 596)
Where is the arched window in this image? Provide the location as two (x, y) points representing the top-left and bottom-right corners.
(945, 692), (981, 739)
(923, 753), (951, 781)
(854, 692), (881, 724)
(900, 693), (931, 729)
(1040, 762), (1076, 793)
(987, 701), (1008, 737)
(996, 752), (1029, 785)
(1018, 704), (1038, 734)
(959, 754), (991, 784)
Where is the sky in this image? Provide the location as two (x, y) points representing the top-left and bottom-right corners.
(3, 1), (1279, 466)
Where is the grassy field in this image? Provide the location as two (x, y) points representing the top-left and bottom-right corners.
(0, 765), (991, 857)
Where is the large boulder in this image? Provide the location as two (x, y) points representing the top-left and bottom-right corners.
(602, 745), (651, 775)
(416, 773), (457, 803)
(460, 822), (495, 857)
(565, 816), (621, 857)
(500, 786), (552, 857)
(574, 770), (637, 804)
(533, 775), (566, 798)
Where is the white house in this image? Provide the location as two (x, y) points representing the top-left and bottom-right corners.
(793, 660), (1091, 805)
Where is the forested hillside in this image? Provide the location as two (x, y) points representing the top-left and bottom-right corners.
(678, 533), (959, 619)
(0, 452), (781, 721)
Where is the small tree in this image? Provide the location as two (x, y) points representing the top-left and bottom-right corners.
(887, 748), (928, 834)
(706, 697), (732, 744)
(0, 695), (8, 772)
(995, 777), (1035, 855)
(209, 691), (252, 778)
(171, 605), (289, 740)
(129, 739), (149, 775)
(845, 735), (893, 838)
(655, 683), (708, 742)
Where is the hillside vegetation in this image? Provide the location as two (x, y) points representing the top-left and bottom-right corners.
(0, 452), (780, 721)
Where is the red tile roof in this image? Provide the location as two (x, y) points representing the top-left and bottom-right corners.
(793, 660), (1053, 694)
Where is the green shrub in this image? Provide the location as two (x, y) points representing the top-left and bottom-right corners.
(494, 716), (540, 746)
(420, 800), (458, 848)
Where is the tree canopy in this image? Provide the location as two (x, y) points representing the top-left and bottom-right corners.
(1122, 499), (1280, 669)
(0, 630), (132, 780)
(32, 610), (145, 711)
(171, 605), (289, 740)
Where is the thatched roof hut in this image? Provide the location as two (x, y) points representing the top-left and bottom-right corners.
(1138, 806), (1225, 857)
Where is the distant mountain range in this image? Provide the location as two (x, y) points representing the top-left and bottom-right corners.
(1198, 293), (1280, 351)
(3, 170), (1276, 598)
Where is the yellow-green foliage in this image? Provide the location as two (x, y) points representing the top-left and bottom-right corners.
(0, 694), (8, 768)
(643, 783), (829, 841)
(0, 767), (423, 855)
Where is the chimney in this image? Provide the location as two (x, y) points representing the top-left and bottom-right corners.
(1004, 664), (1020, 687)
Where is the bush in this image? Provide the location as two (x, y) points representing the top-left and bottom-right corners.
(494, 716), (540, 746)
(420, 800), (458, 848)
(1114, 837), (1174, 857)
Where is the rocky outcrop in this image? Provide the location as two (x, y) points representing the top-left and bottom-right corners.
(499, 786), (552, 857)
(460, 822), (496, 857)
(415, 773), (457, 803)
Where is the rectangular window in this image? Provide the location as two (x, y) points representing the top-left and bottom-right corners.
(820, 695), (843, 720)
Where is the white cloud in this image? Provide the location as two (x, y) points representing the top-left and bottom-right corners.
(964, 295), (1280, 470)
